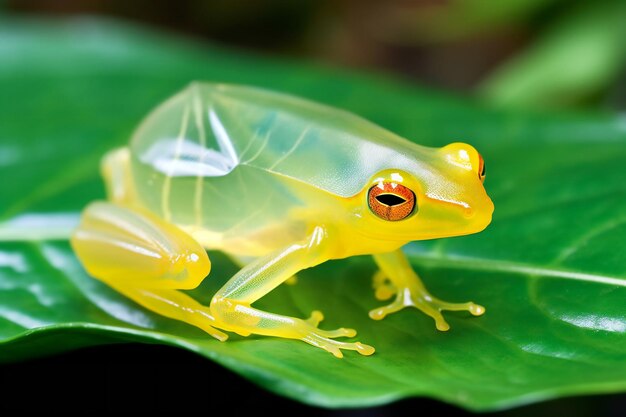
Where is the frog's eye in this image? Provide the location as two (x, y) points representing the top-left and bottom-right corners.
(368, 182), (416, 221)
(478, 153), (486, 183)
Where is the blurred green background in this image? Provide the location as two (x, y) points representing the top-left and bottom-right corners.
(1, 1), (625, 416)
(5, 0), (626, 109)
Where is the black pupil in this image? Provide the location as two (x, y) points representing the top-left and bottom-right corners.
(481, 163), (486, 177)
(375, 194), (406, 206)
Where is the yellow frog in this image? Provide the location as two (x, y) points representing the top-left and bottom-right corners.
(71, 83), (494, 358)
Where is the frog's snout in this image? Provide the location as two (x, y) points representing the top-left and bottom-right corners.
(464, 195), (494, 233)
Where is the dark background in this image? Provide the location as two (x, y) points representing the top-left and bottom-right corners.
(2, 1), (625, 415)
(2, 344), (626, 416)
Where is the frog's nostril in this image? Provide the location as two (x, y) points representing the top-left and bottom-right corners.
(463, 207), (475, 219)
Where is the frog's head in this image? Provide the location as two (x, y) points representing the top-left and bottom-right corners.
(352, 142), (494, 242)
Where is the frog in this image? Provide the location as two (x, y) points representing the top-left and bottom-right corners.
(71, 82), (494, 358)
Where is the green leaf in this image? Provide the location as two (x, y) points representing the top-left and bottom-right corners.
(479, 1), (626, 108)
(1, 17), (626, 411)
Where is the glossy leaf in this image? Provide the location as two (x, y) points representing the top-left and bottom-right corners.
(1, 18), (626, 410)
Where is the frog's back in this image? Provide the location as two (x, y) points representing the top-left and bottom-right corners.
(127, 83), (433, 251)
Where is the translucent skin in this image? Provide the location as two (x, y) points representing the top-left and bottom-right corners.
(71, 83), (494, 358)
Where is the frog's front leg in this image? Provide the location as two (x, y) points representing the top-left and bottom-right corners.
(369, 250), (485, 331)
(210, 226), (375, 358)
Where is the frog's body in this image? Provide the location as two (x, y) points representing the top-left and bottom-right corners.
(72, 83), (494, 357)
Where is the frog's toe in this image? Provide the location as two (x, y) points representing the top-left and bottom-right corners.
(305, 310), (324, 327)
(317, 327), (357, 338)
(208, 328), (230, 341)
(372, 270), (396, 301)
(421, 300), (484, 330)
(370, 295), (453, 331)
(435, 300), (485, 316)
(194, 311), (231, 340)
(368, 298), (404, 320)
(302, 333), (375, 358)
(369, 285), (485, 331)
(300, 312), (372, 357)
(305, 311), (357, 337)
(469, 302), (486, 316)
(188, 311), (230, 340)
(374, 285), (396, 301)
(430, 312), (450, 332)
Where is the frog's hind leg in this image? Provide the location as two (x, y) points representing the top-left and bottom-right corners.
(105, 284), (228, 341)
(71, 202), (227, 341)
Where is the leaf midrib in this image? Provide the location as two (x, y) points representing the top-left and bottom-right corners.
(405, 247), (626, 287)
(1, 225), (623, 290)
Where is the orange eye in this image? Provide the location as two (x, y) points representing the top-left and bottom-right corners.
(368, 182), (416, 221)
(478, 153), (486, 183)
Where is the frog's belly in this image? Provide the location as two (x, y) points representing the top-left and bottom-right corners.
(131, 163), (309, 257)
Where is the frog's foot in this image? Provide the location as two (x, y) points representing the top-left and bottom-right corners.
(211, 299), (375, 358)
(369, 286), (485, 331)
(302, 333), (374, 359)
(301, 311), (373, 358)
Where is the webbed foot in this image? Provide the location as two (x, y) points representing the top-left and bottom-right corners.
(369, 273), (484, 331)
(302, 311), (374, 358)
